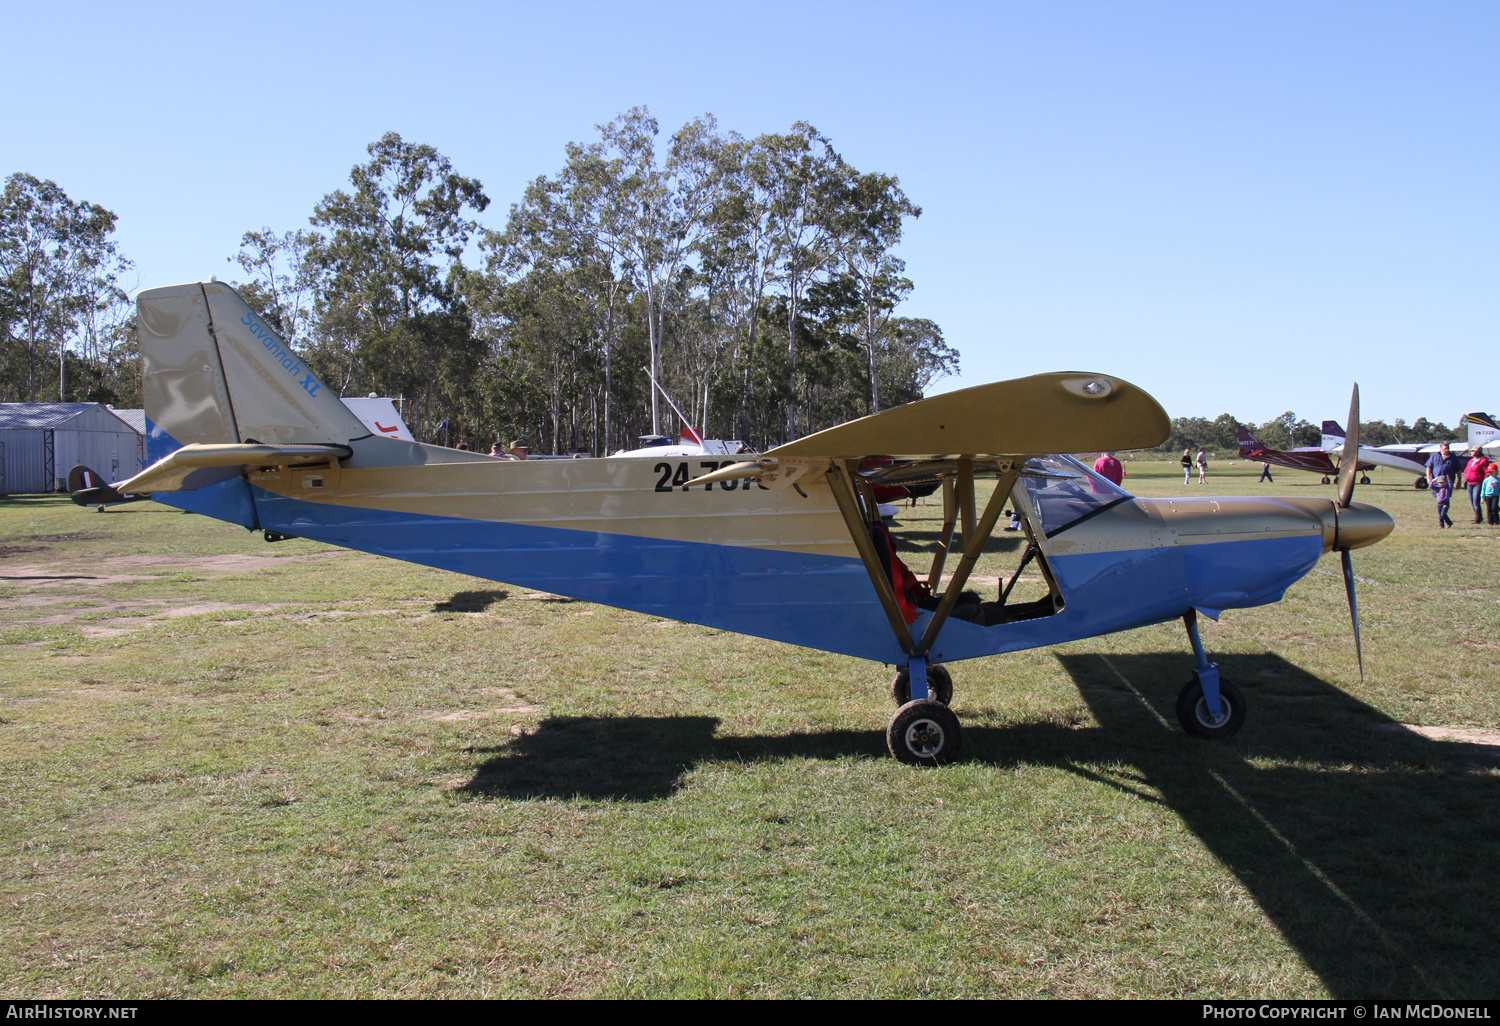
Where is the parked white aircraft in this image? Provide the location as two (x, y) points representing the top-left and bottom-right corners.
(1319, 413), (1497, 487)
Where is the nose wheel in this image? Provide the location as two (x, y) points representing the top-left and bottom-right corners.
(1178, 608), (1247, 739)
(1176, 675), (1246, 738)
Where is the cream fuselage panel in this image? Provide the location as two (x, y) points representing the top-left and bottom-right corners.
(1045, 496), (1335, 557)
(254, 451), (861, 559)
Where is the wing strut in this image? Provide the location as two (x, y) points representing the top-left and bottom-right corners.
(826, 461), (917, 655)
(926, 476), (958, 589)
(827, 457), (1022, 660)
(914, 464), (1019, 657)
(1000, 543), (1037, 604)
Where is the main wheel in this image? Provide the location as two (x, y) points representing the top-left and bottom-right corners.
(887, 700), (962, 766)
(1175, 676), (1246, 739)
(890, 664), (954, 706)
(1320, 476), (1331, 485)
(1360, 475), (1371, 485)
(1414, 477), (1428, 490)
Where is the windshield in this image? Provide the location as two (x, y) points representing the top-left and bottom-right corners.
(1018, 455), (1133, 536)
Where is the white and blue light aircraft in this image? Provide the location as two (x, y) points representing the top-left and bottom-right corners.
(97, 282), (1395, 765)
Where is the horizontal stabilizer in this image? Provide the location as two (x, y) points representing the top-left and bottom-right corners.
(764, 373), (1169, 459)
(118, 442), (351, 494)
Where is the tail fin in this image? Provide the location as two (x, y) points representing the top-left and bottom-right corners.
(67, 465), (142, 507)
(1237, 425), (1264, 457)
(1460, 412), (1499, 450)
(1320, 421), (1345, 451)
(137, 281), (366, 528)
(138, 282), (365, 464)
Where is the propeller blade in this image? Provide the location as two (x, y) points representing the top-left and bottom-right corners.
(1341, 548), (1364, 682)
(1337, 383), (1360, 509)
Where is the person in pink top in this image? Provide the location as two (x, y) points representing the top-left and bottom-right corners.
(1093, 451), (1125, 485)
(1463, 450), (1489, 523)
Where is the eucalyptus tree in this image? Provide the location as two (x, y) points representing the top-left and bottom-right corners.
(0, 173), (131, 403)
(743, 125), (851, 439)
(877, 316), (959, 403)
(307, 133), (488, 436)
(698, 131), (789, 440)
(484, 156), (630, 452)
(837, 170), (919, 414)
(571, 109), (726, 434)
(229, 228), (320, 348)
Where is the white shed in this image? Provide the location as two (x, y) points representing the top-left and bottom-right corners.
(0, 403), (145, 495)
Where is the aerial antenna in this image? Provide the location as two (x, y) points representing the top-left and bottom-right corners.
(641, 365), (694, 434)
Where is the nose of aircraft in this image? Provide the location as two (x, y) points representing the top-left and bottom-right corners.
(1331, 500), (1394, 553)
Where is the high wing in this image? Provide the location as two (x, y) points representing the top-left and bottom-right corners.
(685, 373), (1170, 669)
(689, 373), (1168, 491)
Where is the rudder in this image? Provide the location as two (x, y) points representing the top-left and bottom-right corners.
(138, 281), (365, 460)
(137, 281), (366, 528)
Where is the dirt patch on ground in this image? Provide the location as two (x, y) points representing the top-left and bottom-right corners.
(1, 548), (375, 639)
(0, 550), (349, 588)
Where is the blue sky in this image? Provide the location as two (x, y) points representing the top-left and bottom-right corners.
(4, 1), (1495, 425)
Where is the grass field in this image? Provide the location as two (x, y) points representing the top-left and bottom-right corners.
(1, 459), (1497, 998)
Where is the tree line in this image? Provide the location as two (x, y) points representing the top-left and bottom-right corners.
(1159, 411), (1462, 455)
(224, 109), (960, 453)
(2, 110), (959, 452)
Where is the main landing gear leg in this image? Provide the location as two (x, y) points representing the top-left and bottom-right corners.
(1176, 609), (1246, 739)
(907, 657), (929, 701)
(828, 460), (1022, 765)
(888, 656), (962, 765)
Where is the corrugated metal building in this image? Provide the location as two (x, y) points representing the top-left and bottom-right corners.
(0, 404), (145, 495)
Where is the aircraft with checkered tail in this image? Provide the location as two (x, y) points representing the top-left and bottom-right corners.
(103, 281), (1395, 764)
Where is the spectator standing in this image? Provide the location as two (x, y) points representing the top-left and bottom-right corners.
(1181, 448), (1193, 485)
(1093, 451), (1125, 485)
(1259, 461), (1274, 483)
(1463, 450), (1489, 523)
(1196, 449), (1209, 484)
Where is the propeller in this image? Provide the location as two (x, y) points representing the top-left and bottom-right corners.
(1334, 383), (1365, 680)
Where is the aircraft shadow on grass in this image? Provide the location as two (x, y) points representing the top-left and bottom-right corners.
(460, 651), (1500, 998)
(433, 590), (509, 612)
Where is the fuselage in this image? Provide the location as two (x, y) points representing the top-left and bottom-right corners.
(155, 429), (1386, 667)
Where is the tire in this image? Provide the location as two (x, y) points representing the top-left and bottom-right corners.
(1320, 476), (1331, 485)
(1415, 477), (1428, 490)
(1360, 475), (1371, 485)
(887, 700), (962, 766)
(890, 664), (954, 706)
(1175, 676), (1246, 739)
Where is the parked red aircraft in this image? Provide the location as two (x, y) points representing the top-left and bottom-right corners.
(1238, 426), (1373, 485)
